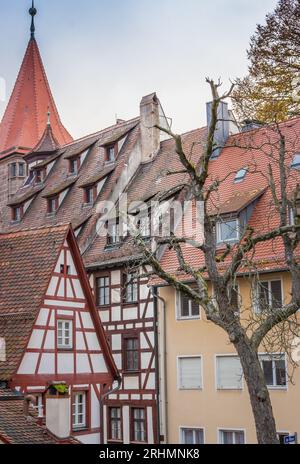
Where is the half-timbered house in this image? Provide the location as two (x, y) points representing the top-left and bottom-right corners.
(0, 225), (120, 444)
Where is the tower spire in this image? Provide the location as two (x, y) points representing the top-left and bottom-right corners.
(29, 1), (37, 39)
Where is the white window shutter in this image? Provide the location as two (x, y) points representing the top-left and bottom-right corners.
(179, 357), (202, 389)
(216, 356), (243, 389)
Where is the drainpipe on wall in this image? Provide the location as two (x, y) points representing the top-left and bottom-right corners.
(151, 287), (168, 444)
(100, 378), (122, 444)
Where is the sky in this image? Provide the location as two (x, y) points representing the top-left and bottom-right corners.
(0, 0), (278, 139)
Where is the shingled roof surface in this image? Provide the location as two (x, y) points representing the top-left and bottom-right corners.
(0, 390), (79, 444)
(0, 225), (68, 380)
(155, 117), (300, 280)
(1, 118), (139, 241)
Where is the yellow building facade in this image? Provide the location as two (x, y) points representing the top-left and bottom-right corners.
(157, 271), (300, 444)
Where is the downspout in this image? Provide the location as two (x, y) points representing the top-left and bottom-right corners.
(151, 287), (168, 444)
(100, 378), (122, 444)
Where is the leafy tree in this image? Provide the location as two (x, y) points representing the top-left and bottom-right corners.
(233, 0), (300, 123)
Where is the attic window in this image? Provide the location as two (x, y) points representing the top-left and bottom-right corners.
(291, 154), (300, 169)
(216, 218), (239, 244)
(11, 205), (23, 222)
(84, 185), (96, 205)
(0, 337), (6, 362)
(60, 264), (71, 275)
(35, 169), (45, 184)
(69, 157), (80, 175)
(234, 168), (247, 183)
(107, 220), (121, 246)
(105, 144), (117, 163)
(47, 195), (59, 214)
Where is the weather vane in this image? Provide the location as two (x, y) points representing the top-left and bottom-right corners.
(29, 1), (37, 39)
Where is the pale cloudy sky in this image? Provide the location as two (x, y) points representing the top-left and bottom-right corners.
(0, 0), (278, 139)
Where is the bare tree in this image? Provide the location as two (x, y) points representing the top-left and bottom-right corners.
(123, 79), (300, 444)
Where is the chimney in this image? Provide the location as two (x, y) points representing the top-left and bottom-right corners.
(140, 93), (160, 163)
(45, 382), (70, 439)
(23, 395), (36, 417)
(206, 101), (230, 158)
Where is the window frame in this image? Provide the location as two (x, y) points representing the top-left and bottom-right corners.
(234, 167), (247, 183)
(9, 162), (17, 178)
(253, 279), (283, 313)
(95, 275), (110, 307)
(291, 154), (300, 169)
(122, 334), (140, 373)
(106, 220), (121, 246)
(176, 290), (201, 320)
(47, 195), (59, 214)
(11, 205), (23, 223)
(130, 407), (147, 443)
(258, 353), (287, 390)
(216, 217), (240, 245)
(72, 390), (88, 431)
(180, 427), (205, 444)
(56, 317), (74, 350)
(177, 355), (203, 390)
(105, 143), (117, 163)
(84, 185), (97, 205)
(18, 162), (26, 177)
(123, 273), (139, 304)
(215, 354), (244, 390)
(69, 156), (81, 175)
(107, 406), (123, 443)
(218, 428), (246, 444)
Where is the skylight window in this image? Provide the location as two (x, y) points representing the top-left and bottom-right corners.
(291, 154), (300, 169)
(234, 167), (247, 183)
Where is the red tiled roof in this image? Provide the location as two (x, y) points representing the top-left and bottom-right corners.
(0, 225), (68, 380)
(0, 391), (79, 444)
(155, 118), (300, 281)
(0, 38), (72, 157)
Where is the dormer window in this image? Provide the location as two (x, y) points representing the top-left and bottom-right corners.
(107, 220), (121, 246)
(105, 144), (117, 163)
(35, 169), (45, 185)
(48, 195), (59, 214)
(289, 200), (300, 225)
(291, 154), (300, 169)
(216, 218), (239, 244)
(69, 157), (80, 175)
(234, 168), (247, 183)
(84, 185), (96, 205)
(9, 162), (26, 179)
(12, 205), (23, 222)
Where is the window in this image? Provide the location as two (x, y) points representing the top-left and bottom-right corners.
(107, 221), (121, 245)
(84, 186), (95, 205)
(69, 157), (80, 175)
(259, 354), (287, 388)
(181, 428), (204, 444)
(10, 163), (17, 178)
(216, 356), (243, 389)
(234, 167), (247, 183)
(12, 206), (22, 222)
(34, 394), (44, 418)
(47, 196), (59, 214)
(19, 163), (25, 177)
(57, 319), (73, 349)
(131, 408), (146, 442)
(108, 407), (122, 441)
(217, 219), (239, 244)
(60, 264), (70, 275)
(138, 213), (151, 237)
(96, 276), (110, 306)
(35, 169), (45, 184)
(124, 337), (139, 371)
(177, 291), (200, 319)
(254, 280), (282, 313)
(72, 392), (87, 430)
(106, 144), (116, 162)
(219, 430), (245, 444)
(289, 201), (300, 225)
(291, 154), (300, 169)
(123, 273), (138, 303)
(178, 356), (202, 390)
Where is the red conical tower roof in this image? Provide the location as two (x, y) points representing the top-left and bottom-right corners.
(0, 37), (72, 157)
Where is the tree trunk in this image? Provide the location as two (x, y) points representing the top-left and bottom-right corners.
(233, 334), (279, 444)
